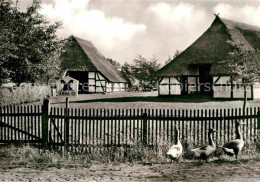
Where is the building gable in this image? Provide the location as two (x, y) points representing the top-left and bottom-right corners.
(60, 37), (97, 71)
(60, 36), (127, 83)
(157, 16), (260, 77)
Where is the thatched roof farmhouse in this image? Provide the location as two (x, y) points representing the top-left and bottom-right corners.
(60, 36), (128, 93)
(157, 15), (260, 99)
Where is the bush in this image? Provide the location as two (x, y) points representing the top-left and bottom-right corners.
(0, 84), (51, 106)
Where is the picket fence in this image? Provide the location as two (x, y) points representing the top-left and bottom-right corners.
(0, 98), (259, 150)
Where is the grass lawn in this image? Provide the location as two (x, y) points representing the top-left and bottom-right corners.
(0, 145), (259, 182)
(50, 91), (260, 110)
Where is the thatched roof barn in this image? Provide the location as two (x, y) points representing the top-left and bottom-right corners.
(157, 15), (260, 99)
(60, 36), (128, 93)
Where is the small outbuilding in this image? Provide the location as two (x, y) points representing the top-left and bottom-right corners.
(60, 36), (128, 94)
(157, 15), (260, 99)
(56, 76), (79, 98)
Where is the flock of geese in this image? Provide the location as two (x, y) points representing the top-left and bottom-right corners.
(166, 120), (245, 162)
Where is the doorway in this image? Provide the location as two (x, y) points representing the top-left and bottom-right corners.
(199, 65), (212, 95)
(67, 71), (89, 93)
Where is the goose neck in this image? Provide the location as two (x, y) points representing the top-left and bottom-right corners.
(237, 125), (243, 140)
(209, 132), (215, 146)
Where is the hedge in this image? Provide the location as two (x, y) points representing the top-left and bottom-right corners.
(0, 84), (51, 106)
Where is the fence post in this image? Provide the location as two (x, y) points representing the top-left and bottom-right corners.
(142, 113), (148, 145)
(257, 111), (260, 130)
(65, 97), (70, 149)
(42, 99), (50, 147)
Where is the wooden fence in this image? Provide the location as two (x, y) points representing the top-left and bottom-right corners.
(0, 99), (259, 150)
(0, 105), (42, 143)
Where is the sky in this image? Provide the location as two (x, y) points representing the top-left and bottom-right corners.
(18, 0), (260, 65)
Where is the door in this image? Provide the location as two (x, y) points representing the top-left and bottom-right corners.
(199, 65), (212, 95)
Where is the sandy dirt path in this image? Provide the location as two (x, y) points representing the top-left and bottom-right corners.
(0, 160), (259, 182)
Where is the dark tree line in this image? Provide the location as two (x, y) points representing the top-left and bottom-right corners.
(0, 0), (65, 85)
(109, 55), (161, 91)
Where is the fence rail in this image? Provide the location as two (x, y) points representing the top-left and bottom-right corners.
(0, 105), (42, 143)
(0, 99), (259, 150)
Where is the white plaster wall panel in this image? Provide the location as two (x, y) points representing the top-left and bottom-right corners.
(170, 77), (180, 84)
(253, 85), (260, 98)
(96, 87), (103, 92)
(213, 85), (231, 98)
(120, 83), (125, 88)
(170, 85), (181, 95)
(88, 79), (95, 85)
(159, 85), (169, 95)
(97, 73), (105, 80)
(96, 81), (101, 86)
(88, 72), (95, 78)
(214, 76), (231, 84)
(160, 77), (170, 84)
(89, 86), (95, 92)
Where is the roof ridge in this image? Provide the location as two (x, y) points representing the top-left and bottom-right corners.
(218, 16), (260, 32)
(72, 35), (93, 44)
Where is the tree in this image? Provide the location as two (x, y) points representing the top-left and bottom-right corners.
(0, 0), (65, 85)
(107, 58), (121, 70)
(227, 42), (260, 113)
(131, 55), (161, 91)
(121, 62), (135, 87)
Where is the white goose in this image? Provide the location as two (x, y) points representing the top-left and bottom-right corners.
(166, 126), (183, 162)
(220, 120), (245, 160)
(191, 128), (217, 162)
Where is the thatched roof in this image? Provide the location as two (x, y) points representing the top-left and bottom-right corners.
(60, 36), (127, 83)
(157, 16), (260, 77)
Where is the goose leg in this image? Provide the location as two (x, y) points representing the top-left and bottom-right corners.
(177, 157), (181, 163)
(229, 156), (232, 162)
(205, 158), (209, 163)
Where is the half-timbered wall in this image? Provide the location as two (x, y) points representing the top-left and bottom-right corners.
(213, 76), (253, 99)
(88, 72), (106, 93)
(88, 72), (96, 92)
(213, 76), (231, 98)
(95, 73), (106, 93)
(112, 83), (127, 92)
(253, 83), (260, 98)
(67, 71), (127, 93)
(158, 76), (201, 96)
(88, 72), (128, 93)
(107, 82), (112, 92)
(113, 83), (121, 92)
(158, 77), (181, 95)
